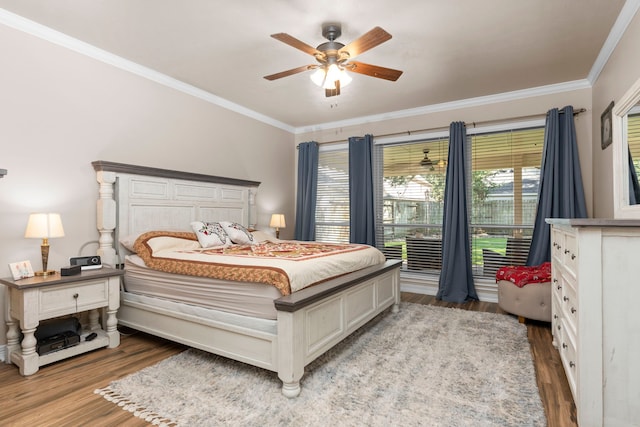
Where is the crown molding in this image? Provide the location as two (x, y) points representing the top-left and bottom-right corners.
(587, 0), (640, 84)
(0, 8), (295, 134)
(295, 80), (591, 134)
(2, 3), (637, 136)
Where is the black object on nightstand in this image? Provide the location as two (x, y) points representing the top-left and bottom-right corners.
(60, 265), (81, 276)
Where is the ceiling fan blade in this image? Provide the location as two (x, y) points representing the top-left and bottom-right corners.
(271, 33), (320, 56)
(339, 27), (392, 58)
(263, 65), (312, 81)
(347, 61), (403, 81)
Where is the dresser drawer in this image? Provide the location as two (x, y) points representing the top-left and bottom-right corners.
(563, 232), (578, 277)
(551, 289), (563, 347)
(561, 276), (578, 333)
(559, 318), (578, 400)
(39, 279), (110, 318)
(551, 230), (564, 264)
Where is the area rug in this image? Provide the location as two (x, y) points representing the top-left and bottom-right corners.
(95, 303), (545, 426)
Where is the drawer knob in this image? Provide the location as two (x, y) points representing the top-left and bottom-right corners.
(564, 249), (570, 254)
(554, 314), (558, 319)
(557, 284), (562, 290)
(571, 254), (576, 260)
(562, 343), (567, 349)
(563, 296), (569, 302)
(569, 361), (575, 368)
(571, 307), (576, 314)
(73, 293), (79, 299)
(557, 324), (561, 330)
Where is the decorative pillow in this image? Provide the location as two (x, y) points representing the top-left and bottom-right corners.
(219, 221), (255, 245)
(190, 221), (232, 248)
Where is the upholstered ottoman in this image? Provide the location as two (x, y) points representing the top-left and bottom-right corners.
(496, 263), (552, 323)
(497, 280), (551, 322)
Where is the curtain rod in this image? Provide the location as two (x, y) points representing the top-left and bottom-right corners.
(301, 107), (586, 146)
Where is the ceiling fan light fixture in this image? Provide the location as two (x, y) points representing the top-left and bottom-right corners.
(310, 64), (352, 90)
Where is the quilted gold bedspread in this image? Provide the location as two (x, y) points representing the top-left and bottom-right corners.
(133, 231), (386, 295)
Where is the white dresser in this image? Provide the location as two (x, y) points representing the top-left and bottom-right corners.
(547, 219), (640, 427)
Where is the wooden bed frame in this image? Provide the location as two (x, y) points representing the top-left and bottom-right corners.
(92, 161), (401, 397)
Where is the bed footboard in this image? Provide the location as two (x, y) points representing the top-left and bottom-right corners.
(275, 260), (401, 397)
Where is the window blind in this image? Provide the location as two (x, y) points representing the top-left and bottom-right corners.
(315, 148), (350, 243)
(629, 112), (640, 178)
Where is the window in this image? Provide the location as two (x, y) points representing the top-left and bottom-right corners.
(629, 111), (640, 187)
(315, 146), (350, 243)
(313, 124), (545, 277)
(374, 137), (448, 269)
(376, 126), (544, 277)
(469, 128), (543, 276)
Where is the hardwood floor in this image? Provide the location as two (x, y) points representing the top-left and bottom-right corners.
(0, 292), (577, 426)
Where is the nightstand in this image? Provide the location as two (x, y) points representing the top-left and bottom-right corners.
(1, 267), (124, 375)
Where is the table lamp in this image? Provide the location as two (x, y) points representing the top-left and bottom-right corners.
(269, 214), (286, 239)
(24, 213), (65, 276)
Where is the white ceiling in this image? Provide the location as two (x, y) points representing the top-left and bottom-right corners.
(0, 1), (630, 131)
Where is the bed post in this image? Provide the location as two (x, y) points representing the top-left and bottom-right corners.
(96, 170), (117, 267)
(277, 310), (305, 398)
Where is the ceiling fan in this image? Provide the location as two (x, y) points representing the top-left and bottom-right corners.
(420, 149), (446, 169)
(263, 24), (403, 97)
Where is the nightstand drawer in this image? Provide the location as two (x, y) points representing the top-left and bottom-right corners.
(39, 279), (109, 318)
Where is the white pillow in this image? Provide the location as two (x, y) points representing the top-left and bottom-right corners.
(190, 221), (232, 248)
(219, 221), (256, 245)
(250, 230), (274, 242)
(119, 233), (140, 252)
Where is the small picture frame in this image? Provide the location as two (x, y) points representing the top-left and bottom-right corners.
(9, 260), (35, 280)
(601, 101), (614, 150)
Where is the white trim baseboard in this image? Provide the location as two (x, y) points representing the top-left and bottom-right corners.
(401, 272), (498, 303)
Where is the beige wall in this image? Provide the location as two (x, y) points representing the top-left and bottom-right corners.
(591, 11), (640, 218)
(0, 25), (295, 346)
(297, 89), (595, 216)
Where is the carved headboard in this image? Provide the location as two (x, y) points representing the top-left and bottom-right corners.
(92, 161), (260, 266)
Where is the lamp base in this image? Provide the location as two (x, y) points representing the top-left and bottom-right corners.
(35, 270), (58, 277)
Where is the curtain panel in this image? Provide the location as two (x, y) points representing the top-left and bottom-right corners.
(437, 122), (478, 303)
(348, 135), (376, 246)
(527, 106), (587, 265)
(294, 141), (319, 241)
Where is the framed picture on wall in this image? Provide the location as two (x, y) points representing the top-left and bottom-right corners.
(601, 101), (614, 149)
(9, 260), (35, 280)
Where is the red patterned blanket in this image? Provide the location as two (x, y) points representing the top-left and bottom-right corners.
(495, 262), (551, 288)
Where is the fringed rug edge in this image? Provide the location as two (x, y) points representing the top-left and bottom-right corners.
(94, 387), (178, 427)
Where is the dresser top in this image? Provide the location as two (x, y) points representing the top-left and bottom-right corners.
(546, 218), (640, 227)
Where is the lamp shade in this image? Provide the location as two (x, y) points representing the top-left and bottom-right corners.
(24, 213), (65, 239)
(269, 214), (286, 229)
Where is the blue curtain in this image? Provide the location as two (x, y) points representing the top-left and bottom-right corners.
(294, 141), (319, 241)
(437, 122), (478, 303)
(348, 135), (376, 246)
(527, 106), (587, 265)
(628, 147), (640, 205)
